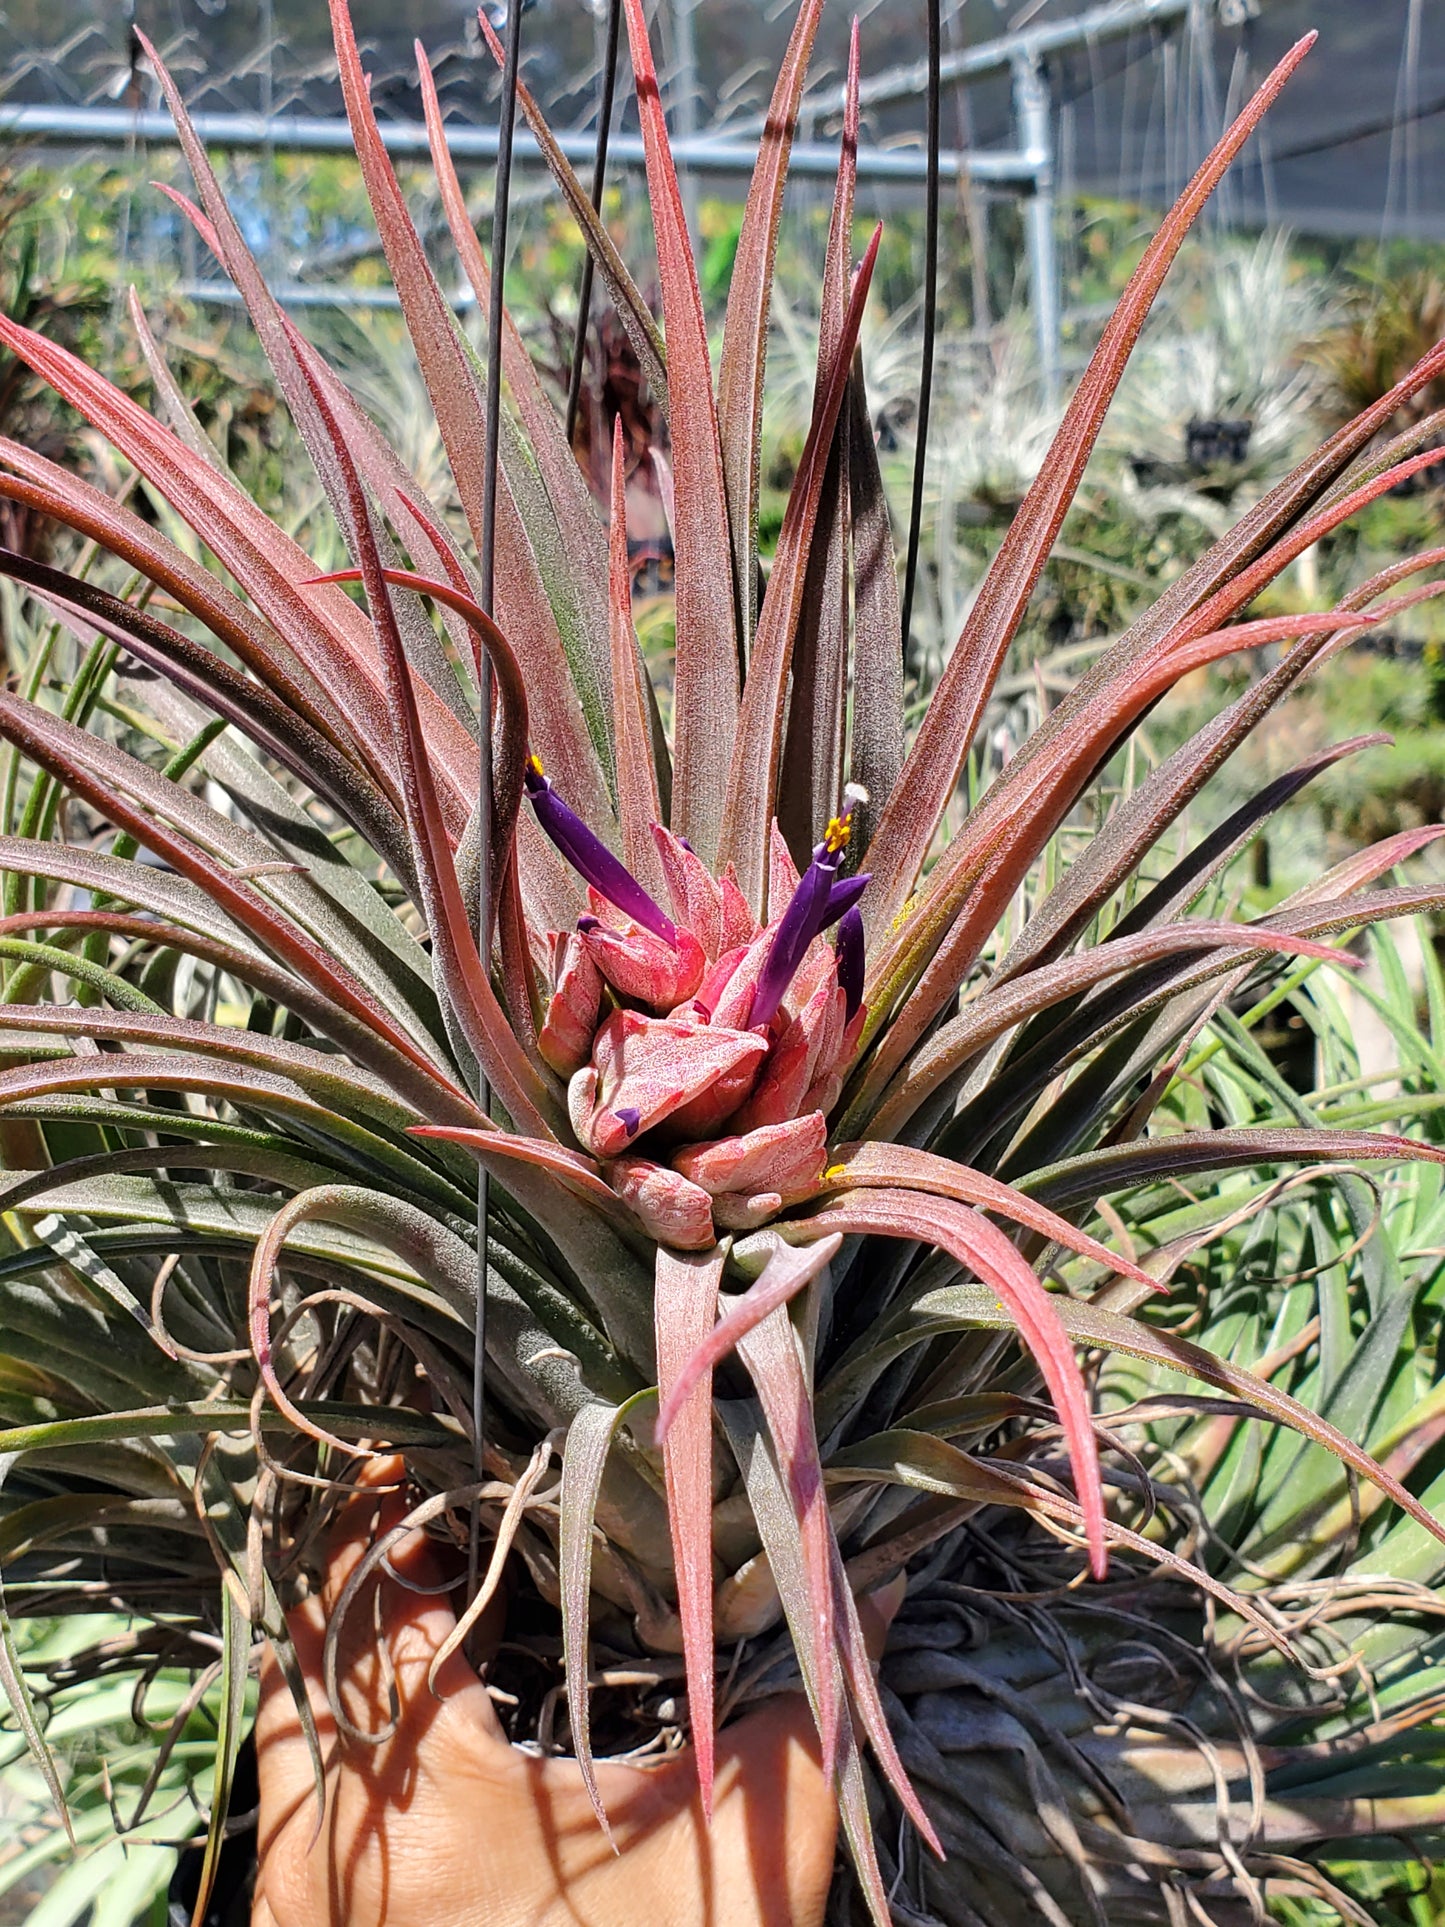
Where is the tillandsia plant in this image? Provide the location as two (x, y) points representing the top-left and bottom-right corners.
(4, 1), (1445, 1919)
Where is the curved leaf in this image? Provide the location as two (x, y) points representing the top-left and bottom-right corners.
(0, 690), (469, 1111)
(0, 548), (410, 878)
(0, 438), (357, 765)
(880, 1284), (1445, 1556)
(816, 1143), (1162, 1289)
(302, 564), (529, 901)
(785, 1187), (1109, 1577)
(247, 1184), (478, 1451)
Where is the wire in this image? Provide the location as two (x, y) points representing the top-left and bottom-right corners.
(473, 0), (523, 1590)
(564, 0), (623, 447)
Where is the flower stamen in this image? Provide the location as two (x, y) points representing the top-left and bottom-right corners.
(752, 785), (870, 1030)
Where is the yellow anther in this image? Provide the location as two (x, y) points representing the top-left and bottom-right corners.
(823, 1163), (848, 1184)
(527, 751), (545, 778)
(822, 783), (868, 856)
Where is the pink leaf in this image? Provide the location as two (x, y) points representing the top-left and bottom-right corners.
(792, 1188), (1111, 1578)
(715, 0), (826, 651)
(862, 35), (1318, 945)
(608, 421), (667, 896)
(718, 226), (884, 913)
(828, 1533), (942, 1857)
(817, 1141), (1164, 1292)
(654, 1244), (727, 1814)
(656, 1233), (841, 1440)
(285, 331), (563, 1140)
(620, 0), (740, 865)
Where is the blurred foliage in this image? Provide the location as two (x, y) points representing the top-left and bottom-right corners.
(0, 1616), (254, 1927)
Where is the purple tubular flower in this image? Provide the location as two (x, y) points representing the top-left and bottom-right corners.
(820, 872), (870, 930)
(836, 905), (865, 1022)
(750, 860), (833, 1030)
(751, 789), (872, 1030)
(525, 759), (677, 946)
(613, 1106), (642, 1140)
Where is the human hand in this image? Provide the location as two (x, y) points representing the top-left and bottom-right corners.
(252, 1463), (899, 1927)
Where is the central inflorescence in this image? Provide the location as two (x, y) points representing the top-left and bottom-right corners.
(525, 753), (868, 1250)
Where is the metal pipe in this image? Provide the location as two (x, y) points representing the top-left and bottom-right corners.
(856, 0), (1188, 112)
(175, 280), (431, 309)
(671, 0), (703, 254)
(725, 0), (1187, 138)
(1012, 50), (1061, 405)
(0, 101), (1039, 183)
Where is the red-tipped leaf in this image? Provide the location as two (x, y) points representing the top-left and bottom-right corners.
(653, 1243), (726, 1814)
(861, 35), (1319, 945)
(790, 1188), (1110, 1577)
(620, 0), (740, 864)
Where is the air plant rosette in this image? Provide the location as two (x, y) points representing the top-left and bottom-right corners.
(2, 2), (1445, 1921)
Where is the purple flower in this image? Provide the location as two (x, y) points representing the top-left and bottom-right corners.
(613, 1106), (643, 1140)
(821, 872), (869, 929)
(835, 905), (864, 1021)
(525, 756), (677, 946)
(751, 786), (870, 1029)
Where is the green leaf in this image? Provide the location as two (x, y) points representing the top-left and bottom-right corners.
(558, 1388), (656, 1842)
(188, 1576), (251, 1927)
(0, 1540), (73, 1846)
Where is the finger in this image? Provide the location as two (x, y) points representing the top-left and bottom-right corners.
(704, 1690), (838, 1920)
(253, 1626), (335, 1858)
(318, 1454), (409, 1620)
(858, 1571), (907, 1663)
(319, 1456), (508, 1746)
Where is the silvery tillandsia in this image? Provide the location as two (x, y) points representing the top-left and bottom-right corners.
(1, 5), (1445, 1922)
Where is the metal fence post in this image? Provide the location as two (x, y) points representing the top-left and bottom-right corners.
(1012, 48), (1061, 406)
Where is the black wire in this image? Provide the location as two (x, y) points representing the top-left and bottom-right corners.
(473, 0), (523, 1584)
(564, 0), (623, 447)
(899, 0), (940, 659)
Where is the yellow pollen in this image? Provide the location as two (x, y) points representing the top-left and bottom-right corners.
(823, 813), (853, 855)
(527, 752), (545, 778)
(823, 1163), (848, 1184)
(889, 894), (918, 935)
